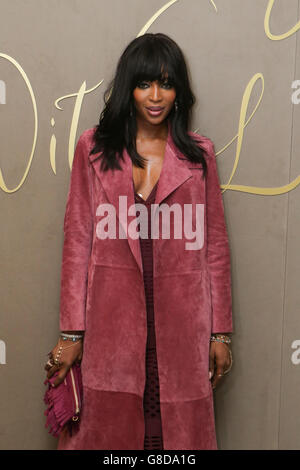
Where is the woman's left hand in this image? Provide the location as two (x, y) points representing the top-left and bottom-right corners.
(209, 341), (232, 390)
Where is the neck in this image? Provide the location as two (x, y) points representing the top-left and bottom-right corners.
(135, 116), (168, 141)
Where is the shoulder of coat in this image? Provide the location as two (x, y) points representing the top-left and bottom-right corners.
(78, 127), (97, 148)
(188, 130), (213, 147)
(188, 130), (215, 160)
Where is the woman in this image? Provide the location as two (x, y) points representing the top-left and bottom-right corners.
(45, 33), (233, 450)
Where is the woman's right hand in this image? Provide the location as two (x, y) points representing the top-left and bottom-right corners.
(44, 338), (83, 387)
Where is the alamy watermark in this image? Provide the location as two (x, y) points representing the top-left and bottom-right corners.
(291, 340), (300, 365)
(0, 80), (6, 104)
(291, 80), (300, 104)
(0, 340), (6, 364)
(95, 198), (205, 250)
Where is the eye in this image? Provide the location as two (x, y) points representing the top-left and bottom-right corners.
(160, 80), (173, 89)
(136, 81), (150, 89)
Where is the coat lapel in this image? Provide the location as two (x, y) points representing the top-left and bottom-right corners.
(88, 120), (193, 275)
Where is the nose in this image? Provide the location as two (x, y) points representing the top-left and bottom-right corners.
(149, 82), (162, 102)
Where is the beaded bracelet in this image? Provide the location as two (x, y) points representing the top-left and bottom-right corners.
(60, 333), (84, 342)
(210, 334), (231, 344)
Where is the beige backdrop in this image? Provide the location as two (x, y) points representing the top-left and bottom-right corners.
(1, 0), (300, 450)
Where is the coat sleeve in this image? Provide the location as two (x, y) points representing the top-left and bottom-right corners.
(205, 138), (233, 334)
(59, 132), (94, 331)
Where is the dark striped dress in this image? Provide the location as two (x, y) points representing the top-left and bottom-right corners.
(134, 180), (164, 451)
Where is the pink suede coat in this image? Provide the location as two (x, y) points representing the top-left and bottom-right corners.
(57, 120), (233, 450)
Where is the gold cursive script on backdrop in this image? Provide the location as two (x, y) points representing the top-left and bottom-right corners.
(0, 0), (299, 195)
(265, 0), (300, 41)
(0, 53), (38, 193)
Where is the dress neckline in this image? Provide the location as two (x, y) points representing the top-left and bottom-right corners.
(134, 179), (159, 203)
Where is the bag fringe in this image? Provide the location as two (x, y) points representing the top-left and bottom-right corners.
(43, 366), (82, 438)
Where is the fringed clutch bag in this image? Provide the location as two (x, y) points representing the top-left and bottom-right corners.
(43, 362), (83, 438)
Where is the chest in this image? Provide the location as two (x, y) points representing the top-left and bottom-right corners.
(132, 139), (166, 200)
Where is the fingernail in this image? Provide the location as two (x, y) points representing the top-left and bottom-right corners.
(51, 383), (55, 388)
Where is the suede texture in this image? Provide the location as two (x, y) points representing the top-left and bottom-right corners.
(57, 119), (233, 450)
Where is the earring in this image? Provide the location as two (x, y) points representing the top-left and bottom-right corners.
(174, 100), (178, 112)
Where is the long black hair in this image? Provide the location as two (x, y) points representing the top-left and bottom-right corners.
(90, 32), (208, 177)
